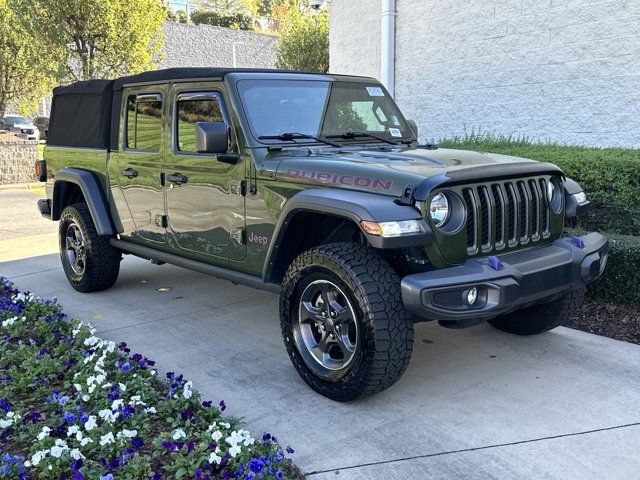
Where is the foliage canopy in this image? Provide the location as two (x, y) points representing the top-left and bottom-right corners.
(276, 9), (329, 73)
(10, 0), (168, 81)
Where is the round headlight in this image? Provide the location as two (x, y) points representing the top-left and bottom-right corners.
(547, 180), (563, 213)
(546, 181), (555, 203)
(430, 193), (450, 226)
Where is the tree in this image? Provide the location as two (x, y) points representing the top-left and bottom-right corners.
(191, 0), (255, 30)
(0, 0), (58, 116)
(276, 9), (328, 73)
(173, 9), (189, 23)
(11, 0), (168, 81)
(190, 10), (254, 30)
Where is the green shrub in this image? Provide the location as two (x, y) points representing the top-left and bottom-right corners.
(586, 232), (640, 307)
(437, 133), (640, 235)
(190, 10), (254, 30)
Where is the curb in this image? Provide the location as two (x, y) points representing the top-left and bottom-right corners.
(0, 182), (45, 191)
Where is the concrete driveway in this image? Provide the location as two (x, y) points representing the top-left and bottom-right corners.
(1, 190), (640, 478)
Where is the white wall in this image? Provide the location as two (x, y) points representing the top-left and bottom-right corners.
(329, 0), (640, 147)
(329, 0), (381, 80)
(161, 22), (278, 69)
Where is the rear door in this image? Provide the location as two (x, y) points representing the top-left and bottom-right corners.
(114, 85), (167, 244)
(164, 82), (247, 262)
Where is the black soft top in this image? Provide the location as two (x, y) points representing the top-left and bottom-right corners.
(48, 79), (115, 149)
(47, 68), (368, 150)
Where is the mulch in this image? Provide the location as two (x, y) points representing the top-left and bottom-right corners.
(566, 298), (640, 345)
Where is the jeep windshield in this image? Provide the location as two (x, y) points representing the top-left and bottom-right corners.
(237, 79), (413, 146)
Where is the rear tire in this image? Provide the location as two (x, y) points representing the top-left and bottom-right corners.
(59, 203), (120, 293)
(280, 243), (414, 401)
(488, 288), (585, 335)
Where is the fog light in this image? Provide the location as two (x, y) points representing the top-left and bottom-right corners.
(465, 287), (478, 306)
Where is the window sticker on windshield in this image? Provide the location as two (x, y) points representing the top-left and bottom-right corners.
(391, 115), (400, 126)
(366, 86), (385, 97)
(389, 128), (402, 137)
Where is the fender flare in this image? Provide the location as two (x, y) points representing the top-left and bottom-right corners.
(52, 168), (115, 236)
(262, 188), (431, 282)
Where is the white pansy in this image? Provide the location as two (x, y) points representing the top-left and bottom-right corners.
(84, 336), (99, 346)
(80, 437), (93, 447)
(99, 432), (115, 446)
(1, 317), (16, 327)
(50, 440), (69, 458)
(0, 418), (13, 428)
(70, 449), (84, 460)
(211, 431), (223, 442)
(82, 394), (90, 402)
(98, 409), (118, 423)
(30, 450), (48, 466)
(84, 415), (97, 431)
(74, 383), (83, 392)
(111, 399), (124, 410)
(67, 425), (80, 436)
(183, 381), (193, 399)
(37, 426), (52, 441)
(144, 406), (156, 414)
(172, 428), (186, 440)
(119, 382), (126, 392)
(121, 429), (137, 438)
(229, 444), (241, 458)
(208, 450), (222, 465)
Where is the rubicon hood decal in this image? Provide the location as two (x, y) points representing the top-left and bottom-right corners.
(284, 168), (393, 191)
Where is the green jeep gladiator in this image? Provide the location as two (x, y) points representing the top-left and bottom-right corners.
(37, 68), (608, 401)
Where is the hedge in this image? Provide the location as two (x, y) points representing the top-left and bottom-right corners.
(586, 231), (640, 307)
(190, 10), (254, 30)
(437, 133), (640, 235)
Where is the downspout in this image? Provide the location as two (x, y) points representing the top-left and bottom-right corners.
(380, 0), (396, 97)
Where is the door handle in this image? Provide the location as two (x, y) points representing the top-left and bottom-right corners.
(120, 168), (138, 178)
(166, 173), (189, 185)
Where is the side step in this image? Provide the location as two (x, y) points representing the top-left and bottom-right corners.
(110, 238), (280, 293)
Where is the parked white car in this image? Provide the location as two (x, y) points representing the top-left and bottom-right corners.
(0, 115), (40, 141)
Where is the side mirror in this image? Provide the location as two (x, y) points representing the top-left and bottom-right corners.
(196, 122), (229, 154)
(407, 119), (419, 138)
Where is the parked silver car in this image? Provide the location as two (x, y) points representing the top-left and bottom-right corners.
(1, 115), (40, 141)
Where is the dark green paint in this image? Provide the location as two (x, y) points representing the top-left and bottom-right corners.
(43, 72), (566, 281)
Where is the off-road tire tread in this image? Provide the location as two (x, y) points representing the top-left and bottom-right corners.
(488, 288), (586, 335)
(59, 203), (120, 293)
(280, 242), (414, 401)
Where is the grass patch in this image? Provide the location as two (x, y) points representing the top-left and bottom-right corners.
(0, 277), (298, 479)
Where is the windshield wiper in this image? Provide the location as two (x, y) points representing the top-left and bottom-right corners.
(325, 131), (401, 146)
(258, 132), (342, 148)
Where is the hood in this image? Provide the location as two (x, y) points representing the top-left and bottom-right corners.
(272, 147), (544, 198)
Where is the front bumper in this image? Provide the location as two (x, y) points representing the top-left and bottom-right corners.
(401, 233), (608, 323)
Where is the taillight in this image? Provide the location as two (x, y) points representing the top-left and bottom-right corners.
(35, 160), (47, 182)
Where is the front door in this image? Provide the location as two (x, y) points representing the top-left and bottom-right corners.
(115, 86), (167, 244)
(165, 83), (246, 262)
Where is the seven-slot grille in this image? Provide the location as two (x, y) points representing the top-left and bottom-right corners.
(462, 177), (554, 256)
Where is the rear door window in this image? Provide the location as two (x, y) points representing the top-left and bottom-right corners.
(125, 93), (163, 151)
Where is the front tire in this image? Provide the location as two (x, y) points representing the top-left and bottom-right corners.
(59, 203), (121, 293)
(280, 243), (414, 401)
(488, 288), (585, 335)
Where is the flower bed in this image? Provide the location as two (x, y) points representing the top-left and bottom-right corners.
(0, 277), (298, 479)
